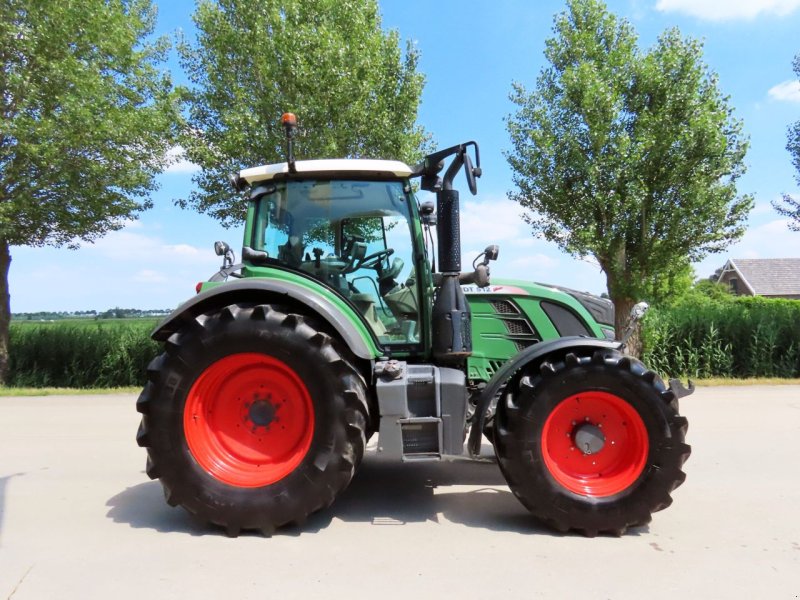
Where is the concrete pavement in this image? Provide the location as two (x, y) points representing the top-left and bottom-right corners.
(1, 386), (799, 599)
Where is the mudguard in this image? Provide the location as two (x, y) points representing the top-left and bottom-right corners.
(467, 336), (623, 455)
(152, 278), (380, 360)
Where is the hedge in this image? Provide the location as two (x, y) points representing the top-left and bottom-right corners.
(641, 296), (800, 379)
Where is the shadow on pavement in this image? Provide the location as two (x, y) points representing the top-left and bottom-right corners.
(306, 454), (549, 535)
(106, 477), (207, 536)
(0, 472), (24, 546)
(107, 451), (647, 538)
(106, 451), (554, 537)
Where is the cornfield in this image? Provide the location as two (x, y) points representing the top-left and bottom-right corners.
(8, 320), (161, 388)
(7, 295), (800, 388)
(642, 296), (800, 379)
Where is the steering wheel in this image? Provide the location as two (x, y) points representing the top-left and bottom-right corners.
(358, 248), (394, 271)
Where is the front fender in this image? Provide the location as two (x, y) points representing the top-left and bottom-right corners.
(152, 278), (381, 360)
(468, 337), (622, 455)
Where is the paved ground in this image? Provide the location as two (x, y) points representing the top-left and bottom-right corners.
(1, 385), (799, 599)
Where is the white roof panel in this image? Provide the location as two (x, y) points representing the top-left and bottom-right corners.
(239, 159), (414, 184)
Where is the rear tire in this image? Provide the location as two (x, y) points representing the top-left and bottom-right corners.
(136, 303), (368, 536)
(493, 350), (690, 536)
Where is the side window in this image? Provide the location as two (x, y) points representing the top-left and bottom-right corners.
(343, 216), (419, 345)
(253, 180), (421, 346)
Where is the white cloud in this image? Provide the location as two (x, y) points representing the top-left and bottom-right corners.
(167, 243), (203, 257)
(751, 200), (778, 217)
(449, 194), (607, 293)
(9, 227), (220, 311)
(82, 229), (212, 270)
(768, 80), (800, 103)
(164, 145), (201, 174)
(655, 0), (800, 20)
(740, 218), (799, 250)
(507, 253), (558, 270)
(695, 217), (800, 278)
(133, 269), (169, 284)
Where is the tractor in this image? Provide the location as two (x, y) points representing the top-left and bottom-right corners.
(136, 113), (691, 537)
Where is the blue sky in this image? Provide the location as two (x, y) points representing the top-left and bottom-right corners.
(9, 0), (800, 312)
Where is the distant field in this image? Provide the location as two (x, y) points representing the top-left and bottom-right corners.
(12, 318), (162, 327)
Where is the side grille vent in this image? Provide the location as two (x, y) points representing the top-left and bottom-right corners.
(504, 319), (533, 335)
(490, 299), (519, 314)
(486, 360), (504, 376)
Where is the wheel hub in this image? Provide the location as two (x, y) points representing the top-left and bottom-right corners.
(247, 397), (277, 428)
(541, 391), (649, 497)
(183, 353), (314, 488)
(574, 423), (605, 455)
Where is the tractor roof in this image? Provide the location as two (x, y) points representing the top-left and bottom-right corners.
(239, 159), (414, 186)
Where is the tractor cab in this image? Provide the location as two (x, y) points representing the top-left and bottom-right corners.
(214, 114), (489, 363)
(237, 169), (424, 345)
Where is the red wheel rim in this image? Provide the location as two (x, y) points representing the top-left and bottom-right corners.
(184, 353), (314, 488)
(541, 391), (649, 497)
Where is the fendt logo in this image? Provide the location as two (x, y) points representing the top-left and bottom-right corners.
(460, 285), (530, 295)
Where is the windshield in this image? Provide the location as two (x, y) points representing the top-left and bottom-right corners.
(251, 180), (420, 345)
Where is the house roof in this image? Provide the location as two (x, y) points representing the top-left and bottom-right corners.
(718, 258), (800, 296)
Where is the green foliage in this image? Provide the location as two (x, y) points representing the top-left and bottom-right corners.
(642, 296), (800, 379)
(8, 321), (160, 387)
(640, 261), (696, 306)
(0, 0), (181, 383)
(771, 53), (800, 230)
(179, 0), (429, 226)
(506, 0), (752, 334)
(0, 0), (181, 248)
(688, 278), (735, 302)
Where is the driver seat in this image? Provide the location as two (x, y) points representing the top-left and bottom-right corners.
(277, 236), (304, 267)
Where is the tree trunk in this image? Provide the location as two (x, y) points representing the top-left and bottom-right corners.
(0, 240), (10, 384)
(613, 295), (643, 358)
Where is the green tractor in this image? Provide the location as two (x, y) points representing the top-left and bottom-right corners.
(136, 114), (691, 537)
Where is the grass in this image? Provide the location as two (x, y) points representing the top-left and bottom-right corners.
(689, 377), (800, 387)
(2, 379), (796, 397)
(0, 386), (141, 396)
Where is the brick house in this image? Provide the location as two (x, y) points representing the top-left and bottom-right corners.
(716, 258), (800, 300)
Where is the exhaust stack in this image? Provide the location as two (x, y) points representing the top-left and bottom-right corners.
(416, 142), (481, 365)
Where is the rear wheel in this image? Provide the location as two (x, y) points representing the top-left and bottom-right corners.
(493, 350), (690, 536)
(136, 303), (368, 536)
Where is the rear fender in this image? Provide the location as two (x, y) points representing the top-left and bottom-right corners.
(152, 279), (381, 360)
(467, 337), (622, 455)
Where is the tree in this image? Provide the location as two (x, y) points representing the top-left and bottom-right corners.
(178, 0), (428, 227)
(506, 0), (752, 355)
(641, 261), (695, 307)
(0, 0), (181, 382)
(772, 53), (800, 230)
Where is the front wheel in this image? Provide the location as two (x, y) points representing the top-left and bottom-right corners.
(493, 350), (690, 536)
(136, 303), (369, 536)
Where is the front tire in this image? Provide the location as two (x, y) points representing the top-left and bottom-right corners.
(136, 303), (368, 536)
(493, 350), (690, 536)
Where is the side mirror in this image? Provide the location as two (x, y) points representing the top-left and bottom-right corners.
(460, 245), (500, 288)
(630, 301), (650, 321)
(419, 200), (436, 226)
(483, 245), (499, 263)
(620, 302), (650, 350)
(474, 245), (499, 267)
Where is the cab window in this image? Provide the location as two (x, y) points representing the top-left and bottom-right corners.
(252, 180), (420, 345)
